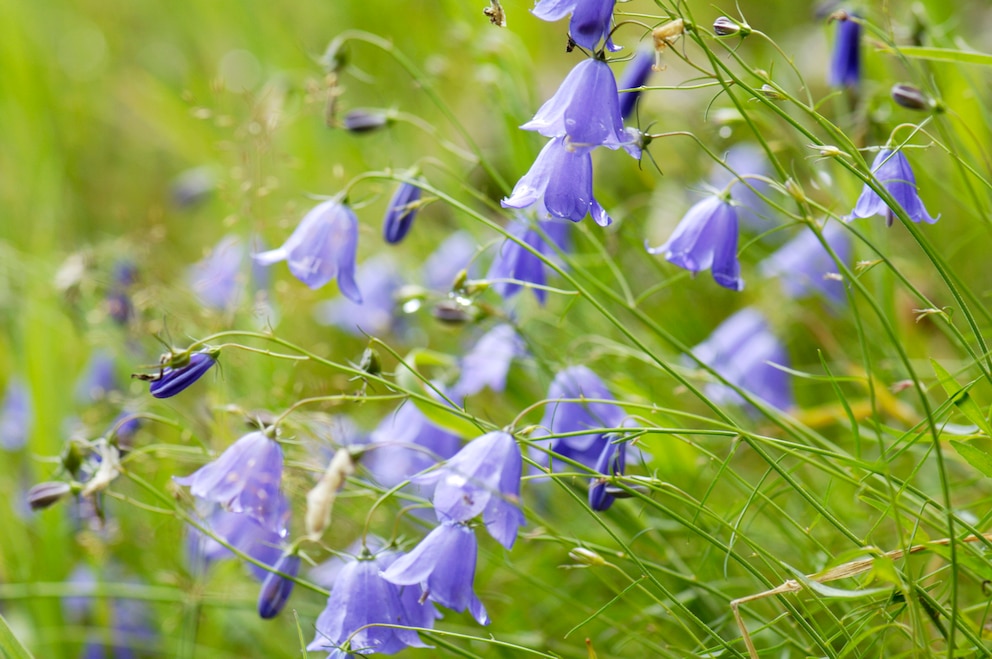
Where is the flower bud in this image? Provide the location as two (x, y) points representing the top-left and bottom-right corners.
(341, 109), (390, 134)
(713, 16), (750, 37)
(758, 84), (785, 100)
(890, 83), (931, 111)
(27, 481), (72, 510)
(258, 552), (301, 619)
(432, 301), (473, 324)
(382, 181), (422, 244)
(568, 547), (606, 567)
(147, 350), (218, 399)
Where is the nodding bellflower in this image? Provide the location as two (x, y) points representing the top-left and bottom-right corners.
(149, 350), (217, 398)
(849, 149), (937, 226)
(0, 379), (32, 451)
(188, 235), (245, 310)
(502, 136), (612, 226)
(314, 256), (402, 336)
(646, 195), (743, 291)
(522, 58), (639, 156)
(174, 431), (287, 532)
(691, 308), (793, 411)
(253, 199), (362, 302)
(258, 551), (301, 619)
(186, 504), (288, 583)
(383, 181), (422, 244)
(532, 0), (618, 52)
(423, 231), (477, 291)
(415, 430), (525, 549)
(618, 46), (655, 121)
(759, 221), (850, 304)
(829, 13), (861, 88)
(588, 436), (626, 511)
(454, 324), (527, 397)
(488, 216), (570, 305)
(381, 521), (490, 625)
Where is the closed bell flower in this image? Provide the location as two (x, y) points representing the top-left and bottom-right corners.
(258, 551), (301, 619)
(454, 324), (526, 397)
(383, 181), (423, 244)
(829, 13), (861, 88)
(149, 350), (217, 399)
(617, 46), (655, 121)
(848, 149), (937, 226)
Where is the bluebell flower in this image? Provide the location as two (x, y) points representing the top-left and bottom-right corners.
(532, 0), (618, 52)
(415, 431), (525, 549)
(829, 13), (861, 88)
(708, 144), (773, 231)
(63, 564), (156, 659)
(186, 504), (287, 581)
(759, 221), (850, 304)
(691, 308), (793, 411)
(149, 350), (217, 398)
(488, 216), (570, 305)
(588, 436), (626, 511)
(618, 46), (655, 120)
(454, 325), (526, 396)
(646, 195), (743, 291)
(174, 431), (287, 532)
(849, 149), (937, 226)
(75, 351), (119, 403)
(0, 379), (31, 451)
(522, 58), (638, 155)
(423, 231), (477, 291)
(381, 521), (489, 625)
(383, 181), (422, 244)
(258, 551), (301, 619)
(188, 235), (245, 310)
(309, 550), (435, 655)
(502, 137), (612, 226)
(105, 261), (137, 325)
(253, 199), (362, 302)
(534, 365), (625, 470)
(314, 255), (402, 336)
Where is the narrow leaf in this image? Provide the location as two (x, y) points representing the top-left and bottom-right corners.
(950, 440), (992, 479)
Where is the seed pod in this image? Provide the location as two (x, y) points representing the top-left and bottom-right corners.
(27, 482), (72, 510)
(891, 83), (931, 111)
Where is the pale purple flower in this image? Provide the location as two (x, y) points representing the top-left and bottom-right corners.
(415, 431), (525, 549)
(186, 504), (287, 581)
(829, 14), (861, 88)
(381, 522), (489, 625)
(532, 0), (618, 52)
(383, 182), (422, 244)
(488, 217), (570, 305)
(174, 431), (286, 532)
(618, 46), (655, 120)
(691, 308), (793, 411)
(0, 379), (32, 451)
(423, 232), (477, 291)
(314, 256), (402, 336)
(309, 550), (435, 655)
(63, 564), (156, 659)
(149, 351), (217, 398)
(502, 136), (612, 226)
(454, 325), (526, 396)
(647, 195), (743, 291)
(849, 149), (937, 226)
(75, 351), (119, 403)
(188, 235), (245, 310)
(708, 144), (773, 231)
(253, 199), (362, 301)
(759, 221), (850, 304)
(522, 58), (638, 154)
(258, 551), (301, 619)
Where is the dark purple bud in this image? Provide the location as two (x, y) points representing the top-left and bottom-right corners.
(713, 16), (748, 37)
(149, 351), (217, 399)
(27, 481), (72, 510)
(617, 47), (655, 121)
(432, 301), (473, 324)
(828, 13), (861, 88)
(258, 552), (300, 619)
(589, 436), (626, 512)
(383, 181), (422, 244)
(891, 83), (931, 111)
(342, 109), (390, 134)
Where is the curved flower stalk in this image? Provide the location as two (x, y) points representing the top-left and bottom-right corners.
(759, 220), (850, 304)
(532, 0), (618, 52)
(380, 521), (490, 625)
(848, 149), (937, 226)
(647, 195), (743, 291)
(488, 217), (571, 305)
(502, 136), (612, 226)
(253, 199), (362, 302)
(454, 324), (527, 397)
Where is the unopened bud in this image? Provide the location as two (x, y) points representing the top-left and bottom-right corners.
(713, 16), (750, 37)
(258, 552), (301, 619)
(305, 448), (356, 541)
(341, 109), (390, 134)
(27, 482), (72, 510)
(432, 301), (472, 324)
(568, 547), (606, 567)
(758, 84), (784, 100)
(890, 83), (931, 111)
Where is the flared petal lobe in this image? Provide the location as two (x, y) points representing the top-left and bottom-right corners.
(849, 149), (937, 225)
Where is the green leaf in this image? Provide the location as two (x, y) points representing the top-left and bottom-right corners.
(0, 614), (33, 659)
(877, 45), (992, 67)
(950, 440), (992, 478)
(930, 360), (992, 436)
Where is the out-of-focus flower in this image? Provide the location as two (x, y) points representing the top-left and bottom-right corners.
(502, 136), (612, 226)
(848, 149), (937, 226)
(522, 58), (637, 154)
(381, 522), (489, 625)
(690, 308), (793, 411)
(588, 436), (626, 511)
(0, 379), (32, 451)
(171, 166), (216, 209)
(75, 351), (119, 403)
(106, 260), (138, 325)
(759, 221), (850, 303)
(532, 0), (618, 52)
(454, 325), (526, 396)
(423, 232), (477, 292)
(707, 144), (773, 231)
(149, 351), (217, 399)
(647, 195), (743, 291)
(253, 199), (362, 301)
(314, 256), (402, 336)
(891, 83), (932, 111)
(829, 13), (861, 88)
(188, 235), (246, 310)
(174, 431), (287, 532)
(186, 504), (287, 581)
(258, 551), (301, 619)
(488, 217), (570, 305)
(416, 430), (524, 549)
(617, 46), (655, 120)
(63, 564), (157, 659)
(341, 109), (391, 133)
(309, 550), (435, 655)
(383, 181), (423, 244)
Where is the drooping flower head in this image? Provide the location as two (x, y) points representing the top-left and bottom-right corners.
(502, 136), (612, 226)
(488, 217), (571, 305)
(522, 58), (638, 156)
(690, 308), (793, 411)
(588, 435), (626, 511)
(380, 522), (490, 625)
(848, 149), (937, 226)
(454, 325), (527, 397)
(759, 221), (850, 304)
(383, 181), (423, 244)
(314, 255), (402, 336)
(415, 431), (525, 549)
(149, 350), (217, 399)
(647, 195), (743, 291)
(253, 199), (362, 302)
(188, 235), (246, 310)
(532, 0), (618, 52)
(618, 46), (655, 120)
(829, 13), (861, 88)
(174, 431), (287, 532)
(0, 379), (32, 451)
